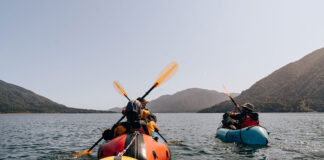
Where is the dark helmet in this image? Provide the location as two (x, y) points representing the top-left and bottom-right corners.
(241, 103), (255, 112)
(125, 100), (143, 122)
(136, 97), (149, 104)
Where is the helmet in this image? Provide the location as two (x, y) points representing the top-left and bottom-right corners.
(241, 103), (255, 111)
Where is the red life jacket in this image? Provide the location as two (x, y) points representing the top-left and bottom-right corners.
(240, 115), (259, 128)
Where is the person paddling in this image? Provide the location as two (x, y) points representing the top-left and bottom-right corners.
(72, 62), (178, 158)
(102, 100), (142, 140)
(222, 103), (260, 130)
(102, 99), (158, 140)
(137, 97), (159, 136)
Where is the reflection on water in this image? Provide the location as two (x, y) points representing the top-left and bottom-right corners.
(0, 113), (323, 159)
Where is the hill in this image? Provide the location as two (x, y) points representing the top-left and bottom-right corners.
(108, 107), (123, 113)
(146, 88), (239, 113)
(0, 80), (112, 113)
(199, 48), (324, 112)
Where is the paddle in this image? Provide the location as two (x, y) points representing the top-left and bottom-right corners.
(137, 62), (178, 144)
(118, 62), (178, 145)
(137, 62), (178, 145)
(72, 62), (178, 157)
(222, 84), (241, 113)
(156, 131), (182, 145)
(113, 62), (178, 145)
(156, 131), (170, 143)
(72, 81), (130, 157)
(113, 81), (131, 101)
(139, 61), (178, 101)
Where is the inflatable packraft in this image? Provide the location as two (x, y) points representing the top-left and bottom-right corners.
(98, 132), (170, 160)
(216, 126), (269, 145)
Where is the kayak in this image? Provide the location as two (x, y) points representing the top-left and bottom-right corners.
(216, 126), (269, 145)
(98, 131), (171, 160)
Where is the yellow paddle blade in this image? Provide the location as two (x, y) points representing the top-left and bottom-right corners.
(113, 81), (128, 97)
(155, 61), (178, 87)
(222, 84), (231, 97)
(71, 149), (92, 157)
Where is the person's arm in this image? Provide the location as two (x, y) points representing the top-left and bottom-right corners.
(122, 106), (126, 115)
(154, 123), (159, 132)
(229, 112), (241, 120)
(232, 104), (240, 113)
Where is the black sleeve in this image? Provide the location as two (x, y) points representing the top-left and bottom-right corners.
(102, 129), (113, 140)
(249, 112), (259, 121)
(223, 112), (230, 119)
(230, 113), (243, 120)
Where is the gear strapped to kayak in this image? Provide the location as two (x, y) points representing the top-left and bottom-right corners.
(117, 132), (140, 157)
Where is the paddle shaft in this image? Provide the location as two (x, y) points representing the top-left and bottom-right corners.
(141, 83), (167, 142)
(88, 115), (126, 151)
(140, 83), (158, 101)
(229, 96), (238, 108)
(125, 96), (131, 101)
(229, 96), (241, 113)
(89, 137), (103, 151)
(156, 131), (168, 143)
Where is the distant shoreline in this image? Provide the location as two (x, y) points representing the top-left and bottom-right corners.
(0, 112), (118, 114)
(0, 112), (322, 114)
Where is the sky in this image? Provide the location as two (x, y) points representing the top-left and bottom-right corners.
(1, 0), (324, 110)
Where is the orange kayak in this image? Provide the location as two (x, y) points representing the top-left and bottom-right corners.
(98, 132), (171, 160)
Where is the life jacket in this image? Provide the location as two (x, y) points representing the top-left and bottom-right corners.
(142, 109), (150, 119)
(146, 121), (158, 136)
(130, 120), (149, 135)
(113, 120), (150, 136)
(240, 115), (259, 128)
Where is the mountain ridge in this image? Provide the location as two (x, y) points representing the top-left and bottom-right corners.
(199, 48), (324, 113)
(147, 88), (239, 113)
(0, 80), (113, 113)
(108, 88), (239, 113)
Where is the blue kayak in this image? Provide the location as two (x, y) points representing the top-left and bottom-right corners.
(216, 126), (269, 145)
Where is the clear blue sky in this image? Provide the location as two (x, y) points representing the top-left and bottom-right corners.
(1, 0), (324, 110)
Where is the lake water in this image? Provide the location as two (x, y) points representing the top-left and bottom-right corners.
(0, 113), (323, 160)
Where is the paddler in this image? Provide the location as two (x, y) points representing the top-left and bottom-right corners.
(137, 97), (159, 136)
(222, 103), (260, 130)
(102, 99), (158, 140)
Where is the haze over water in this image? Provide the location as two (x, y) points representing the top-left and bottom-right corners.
(1, 113), (323, 160)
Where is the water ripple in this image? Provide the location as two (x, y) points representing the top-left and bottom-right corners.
(0, 113), (323, 159)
